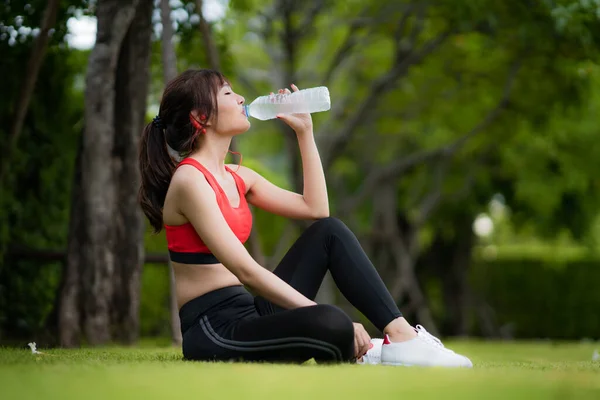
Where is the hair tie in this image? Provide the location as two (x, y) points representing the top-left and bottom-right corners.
(152, 115), (165, 129)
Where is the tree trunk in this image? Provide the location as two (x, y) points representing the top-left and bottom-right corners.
(376, 185), (440, 336)
(160, 0), (183, 347)
(80, 0), (139, 345)
(421, 214), (474, 337)
(0, 0), (60, 184)
(59, 132), (85, 347)
(445, 227), (473, 337)
(160, 0), (178, 84)
(195, 0), (221, 71)
(168, 266), (182, 345)
(112, 0), (153, 345)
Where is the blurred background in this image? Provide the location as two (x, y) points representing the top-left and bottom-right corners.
(1, 0), (599, 349)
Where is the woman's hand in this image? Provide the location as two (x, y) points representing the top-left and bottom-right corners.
(273, 84), (313, 135)
(353, 322), (371, 360)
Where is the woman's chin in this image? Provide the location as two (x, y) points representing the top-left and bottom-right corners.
(219, 122), (251, 137)
(236, 121), (251, 135)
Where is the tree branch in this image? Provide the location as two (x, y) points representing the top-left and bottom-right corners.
(321, 28), (453, 171)
(446, 59), (521, 153)
(413, 160), (447, 228)
(393, 3), (418, 44)
(339, 59), (521, 215)
(296, 0), (328, 38)
(394, 28), (453, 76)
(319, 1), (384, 85)
(320, 71), (393, 168)
(339, 148), (440, 215)
(394, 2), (424, 53)
(1, 0), (60, 185)
(321, 20), (364, 84)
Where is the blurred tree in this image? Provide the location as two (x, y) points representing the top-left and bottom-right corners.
(195, 0), (221, 71)
(0, 0), (88, 342)
(159, 0), (183, 347)
(59, 0), (153, 347)
(2, 0), (599, 344)
(225, 0), (600, 335)
(0, 0), (60, 185)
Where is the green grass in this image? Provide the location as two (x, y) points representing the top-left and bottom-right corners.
(1, 340), (599, 399)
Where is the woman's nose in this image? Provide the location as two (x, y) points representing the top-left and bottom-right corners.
(238, 95), (245, 105)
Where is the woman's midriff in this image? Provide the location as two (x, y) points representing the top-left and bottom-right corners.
(172, 262), (243, 309)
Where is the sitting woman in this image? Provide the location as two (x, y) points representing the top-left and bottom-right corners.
(138, 69), (472, 368)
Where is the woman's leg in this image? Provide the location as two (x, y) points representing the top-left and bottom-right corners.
(181, 286), (355, 364)
(230, 304), (355, 363)
(250, 217), (472, 368)
(229, 217), (471, 367)
(255, 217), (403, 332)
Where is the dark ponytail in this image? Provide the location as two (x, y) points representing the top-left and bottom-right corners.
(138, 69), (228, 233)
(138, 119), (175, 232)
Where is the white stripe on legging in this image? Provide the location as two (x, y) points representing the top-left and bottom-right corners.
(199, 316), (343, 361)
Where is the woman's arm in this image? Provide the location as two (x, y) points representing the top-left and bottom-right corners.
(296, 130), (329, 217)
(235, 84), (330, 220)
(234, 137), (329, 219)
(173, 166), (316, 309)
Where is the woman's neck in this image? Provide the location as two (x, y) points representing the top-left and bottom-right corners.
(189, 134), (233, 178)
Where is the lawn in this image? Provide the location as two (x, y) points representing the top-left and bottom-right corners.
(1, 340), (599, 399)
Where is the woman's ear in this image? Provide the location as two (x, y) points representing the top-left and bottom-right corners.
(191, 110), (212, 127)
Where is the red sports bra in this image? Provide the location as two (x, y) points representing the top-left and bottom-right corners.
(164, 158), (253, 264)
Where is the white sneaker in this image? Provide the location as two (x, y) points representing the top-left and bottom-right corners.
(380, 325), (473, 368)
(357, 338), (383, 365)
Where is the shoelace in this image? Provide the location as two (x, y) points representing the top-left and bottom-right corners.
(415, 325), (455, 353)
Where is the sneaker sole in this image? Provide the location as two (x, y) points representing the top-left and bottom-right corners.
(382, 361), (472, 368)
(381, 361), (414, 367)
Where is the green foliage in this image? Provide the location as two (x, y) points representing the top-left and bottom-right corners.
(139, 264), (171, 338)
(497, 65), (600, 239)
(2, 0), (600, 345)
(0, 46), (82, 333)
(0, 2), (87, 339)
(221, 0), (600, 245)
(0, 1), (83, 47)
(1, 48), (83, 249)
(470, 257), (600, 339)
(0, 259), (62, 338)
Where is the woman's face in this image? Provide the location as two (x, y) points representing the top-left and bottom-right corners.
(211, 84), (250, 136)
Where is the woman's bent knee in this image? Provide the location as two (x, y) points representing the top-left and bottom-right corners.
(310, 305), (354, 360)
(312, 304), (352, 329)
(310, 217), (348, 235)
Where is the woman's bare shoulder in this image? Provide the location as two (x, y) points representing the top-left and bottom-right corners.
(168, 165), (214, 202)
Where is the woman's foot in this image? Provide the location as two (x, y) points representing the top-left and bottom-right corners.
(383, 317), (418, 342)
(380, 325), (473, 368)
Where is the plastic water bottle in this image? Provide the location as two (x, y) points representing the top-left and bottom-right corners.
(244, 86), (331, 121)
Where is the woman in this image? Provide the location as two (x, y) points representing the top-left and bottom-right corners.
(138, 69), (472, 367)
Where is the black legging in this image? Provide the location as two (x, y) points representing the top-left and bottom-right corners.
(179, 217), (402, 363)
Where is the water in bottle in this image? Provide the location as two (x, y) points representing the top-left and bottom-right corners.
(244, 86), (331, 121)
